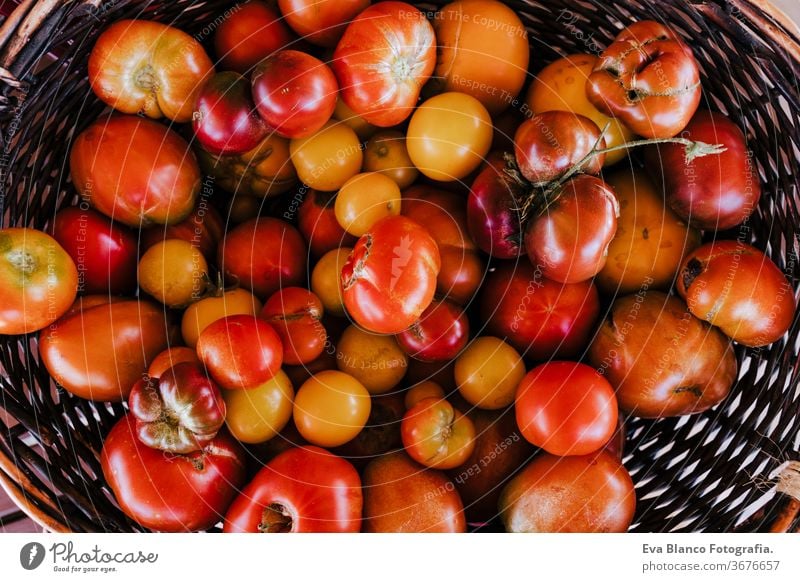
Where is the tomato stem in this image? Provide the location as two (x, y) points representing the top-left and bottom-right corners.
(258, 503), (293, 533)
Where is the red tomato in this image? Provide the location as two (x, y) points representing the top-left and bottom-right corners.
(341, 215), (441, 334)
(676, 241), (796, 347)
(587, 21), (700, 138)
(401, 398), (476, 470)
(218, 217), (307, 299)
(102, 415), (245, 532)
(480, 261), (600, 361)
(70, 115), (200, 227)
(252, 50), (338, 139)
(197, 314), (284, 390)
(0, 228), (78, 335)
(332, 2), (436, 127)
(193, 71), (267, 155)
(515, 362), (618, 456)
(297, 189), (357, 257)
(261, 287), (327, 365)
(88, 20), (214, 122)
(279, 0), (370, 47)
(51, 206), (137, 296)
(223, 445), (362, 532)
(395, 299), (469, 362)
(214, 1), (295, 74)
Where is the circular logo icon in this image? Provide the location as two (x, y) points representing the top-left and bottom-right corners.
(19, 542), (46, 570)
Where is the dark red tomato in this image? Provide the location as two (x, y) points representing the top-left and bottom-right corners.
(261, 287), (327, 365)
(214, 1), (295, 74)
(279, 0), (370, 47)
(51, 206), (137, 295)
(525, 174), (619, 284)
(128, 362), (225, 454)
(587, 21), (700, 138)
(252, 50), (338, 139)
(645, 110), (761, 230)
(218, 217), (307, 299)
(341, 215), (441, 334)
(197, 314), (284, 390)
(140, 199), (224, 263)
(481, 261), (600, 361)
(223, 445), (362, 532)
(332, 2), (436, 127)
(467, 154), (525, 260)
(499, 451), (636, 532)
(395, 299), (469, 362)
(676, 241), (796, 347)
(101, 414), (246, 532)
(514, 112), (605, 185)
(193, 71), (267, 155)
(515, 362), (618, 456)
(298, 189), (357, 257)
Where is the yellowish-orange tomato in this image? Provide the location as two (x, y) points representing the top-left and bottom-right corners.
(311, 247), (352, 317)
(401, 397), (476, 469)
(455, 337), (525, 410)
(336, 325), (408, 394)
(181, 288), (262, 348)
(147, 346), (200, 378)
(363, 130), (419, 189)
(334, 172), (402, 237)
(138, 239), (207, 308)
(224, 371), (294, 444)
(526, 54), (635, 166)
(333, 98), (377, 141)
(407, 92), (493, 182)
(597, 169), (701, 294)
(290, 121), (363, 191)
(293, 370), (372, 447)
(404, 381), (446, 409)
(433, 0), (530, 116)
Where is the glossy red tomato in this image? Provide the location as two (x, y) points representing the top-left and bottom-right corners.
(332, 2), (436, 127)
(261, 287), (327, 365)
(515, 362), (618, 456)
(499, 451), (636, 532)
(676, 241), (796, 347)
(279, 0), (369, 47)
(218, 217), (307, 299)
(341, 215), (441, 334)
(252, 50), (338, 139)
(645, 110), (761, 230)
(525, 174), (619, 284)
(70, 115), (200, 227)
(587, 21), (701, 138)
(223, 446), (362, 532)
(395, 299), (469, 362)
(297, 189), (357, 257)
(214, 1), (295, 74)
(101, 414), (246, 532)
(88, 20), (214, 122)
(197, 314), (283, 390)
(193, 71), (267, 155)
(480, 261), (600, 361)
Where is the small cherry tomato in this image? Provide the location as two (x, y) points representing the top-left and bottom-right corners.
(454, 336), (525, 410)
(395, 299), (469, 363)
(336, 325), (408, 394)
(363, 130), (419, 189)
(290, 121), (363, 191)
(223, 370), (294, 444)
(138, 239), (208, 308)
(262, 287), (327, 365)
(401, 398), (476, 470)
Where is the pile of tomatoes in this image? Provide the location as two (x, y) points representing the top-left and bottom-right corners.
(0, 0), (796, 533)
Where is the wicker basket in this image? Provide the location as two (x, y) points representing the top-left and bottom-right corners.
(1, 0), (799, 533)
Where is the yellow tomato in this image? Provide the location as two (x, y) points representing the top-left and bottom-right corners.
(138, 239), (207, 308)
(336, 324), (408, 394)
(526, 54), (635, 165)
(404, 381), (446, 409)
(293, 370), (372, 447)
(597, 169), (702, 294)
(407, 92), (493, 182)
(334, 172), (402, 236)
(224, 370), (294, 444)
(455, 336), (525, 409)
(363, 130), (419, 189)
(311, 247), (352, 317)
(333, 97), (377, 141)
(290, 121), (363, 191)
(181, 287), (262, 347)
